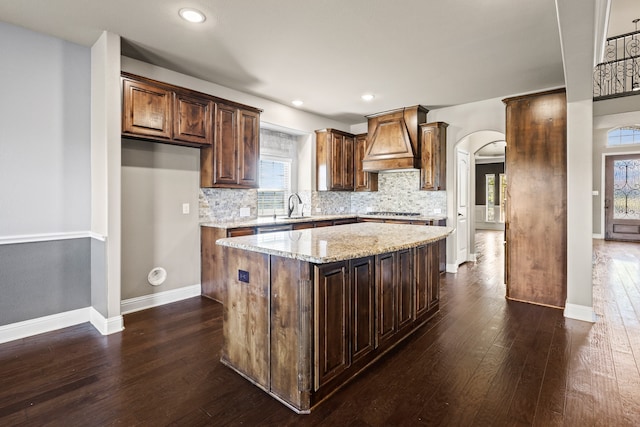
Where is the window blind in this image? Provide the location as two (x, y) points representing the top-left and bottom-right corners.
(258, 158), (291, 215)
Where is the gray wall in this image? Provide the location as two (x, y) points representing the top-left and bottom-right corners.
(0, 22), (92, 326)
(121, 139), (200, 300)
(0, 239), (91, 326)
(0, 21), (90, 235)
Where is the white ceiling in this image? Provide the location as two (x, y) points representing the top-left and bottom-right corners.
(0, 0), (635, 125)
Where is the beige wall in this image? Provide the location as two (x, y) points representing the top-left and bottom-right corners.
(121, 139), (200, 300)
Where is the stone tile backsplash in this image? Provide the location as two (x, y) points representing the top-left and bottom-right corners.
(351, 171), (447, 215)
(200, 170), (447, 222)
(199, 188), (258, 221)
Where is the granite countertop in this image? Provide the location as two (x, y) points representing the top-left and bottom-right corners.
(201, 214), (447, 229)
(216, 222), (454, 264)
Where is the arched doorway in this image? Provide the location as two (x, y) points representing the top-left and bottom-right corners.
(451, 130), (505, 269)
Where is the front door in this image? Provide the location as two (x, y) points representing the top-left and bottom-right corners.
(605, 154), (640, 242)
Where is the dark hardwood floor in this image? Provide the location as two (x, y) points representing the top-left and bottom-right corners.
(1, 231), (639, 426)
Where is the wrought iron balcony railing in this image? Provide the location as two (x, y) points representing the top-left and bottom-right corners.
(593, 27), (640, 100)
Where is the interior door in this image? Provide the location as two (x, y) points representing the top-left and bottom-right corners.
(605, 154), (640, 241)
(457, 150), (470, 264)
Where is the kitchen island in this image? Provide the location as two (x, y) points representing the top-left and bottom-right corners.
(216, 222), (452, 413)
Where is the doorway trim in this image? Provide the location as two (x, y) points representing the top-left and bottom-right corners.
(449, 130), (506, 273)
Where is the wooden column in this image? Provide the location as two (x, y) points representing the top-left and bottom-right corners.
(503, 89), (567, 308)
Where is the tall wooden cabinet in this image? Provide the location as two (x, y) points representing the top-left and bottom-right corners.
(316, 129), (355, 191)
(420, 122), (447, 190)
(200, 103), (260, 188)
(503, 89), (567, 308)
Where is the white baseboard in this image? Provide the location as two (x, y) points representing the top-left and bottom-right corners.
(469, 253), (477, 262)
(0, 285), (202, 344)
(0, 307), (91, 344)
(592, 233), (604, 239)
(89, 308), (124, 335)
(446, 263), (458, 273)
(564, 303), (597, 323)
(120, 284), (202, 315)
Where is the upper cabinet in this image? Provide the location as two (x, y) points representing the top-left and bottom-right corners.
(173, 92), (214, 146)
(121, 73), (261, 189)
(122, 73), (212, 147)
(355, 133), (378, 192)
(419, 122), (448, 191)
(316, 129), (355, 191)
(200, 103), (261, 188)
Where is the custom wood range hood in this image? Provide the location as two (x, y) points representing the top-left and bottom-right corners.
(362, 105), (429, 172)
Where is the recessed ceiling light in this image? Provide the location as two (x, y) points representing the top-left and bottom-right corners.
(361, 94), (375, 101)
(179, 8), (206, 23)
(292, 100), (304, 107)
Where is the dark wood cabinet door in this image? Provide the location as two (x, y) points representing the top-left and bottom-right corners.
(213, 103), (239, 186)
(314, 262), (350, 390)
(420, 122), (448, 191)
(343, 135), (355, 190)
(330, 133), (345, 190)
(237, 108), (260, 188)
(376, 252), (396, 346)
(173, 93), (213, 145)
(355, 134), (378, 192)
(397, 248), (414, 330)
(350, 257), (375, 361)
(415, 243), (439, 319)
(122, 78), (172, 140)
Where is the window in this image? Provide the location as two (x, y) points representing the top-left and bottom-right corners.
(499, 173), (506, 223)
(607, 126), (640, 146)
(486, 174), (495, 222)
(258, 158), (291, 216)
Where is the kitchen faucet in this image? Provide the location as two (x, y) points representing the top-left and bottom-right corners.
(287, 193), (302, 217)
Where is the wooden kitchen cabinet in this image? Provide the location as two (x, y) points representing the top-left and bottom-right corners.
(420, 122), (448, 190)
(415, 243), (440, 319)
(314, 262), (351, 390)
(173, 92), (213, 146)
(220, 233), (443, 412)
(122, 77), (173, 141)
(376, 249), (414, 348)
(316, 129), (355, 191)
(355, 133), (378, 192)
(314, 256), (375, 391)
(200, 102), (261, 188)
(122, 73), (213, 147)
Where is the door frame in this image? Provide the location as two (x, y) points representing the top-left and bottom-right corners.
(601, 150), (640, 239)
(602, 151), (640, 241)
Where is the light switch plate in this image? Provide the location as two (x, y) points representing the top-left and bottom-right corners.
(240, 207), (250, 217)
(182, 203), (190, 214)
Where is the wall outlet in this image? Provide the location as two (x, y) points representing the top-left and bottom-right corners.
(316, 207), (322, 213)
(240, 207), (250, 217)
(339, 207), (345, 212)
(366, 207), (373, 212)
(433, 208), (442, 214)
(182, 203), (190, 214)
